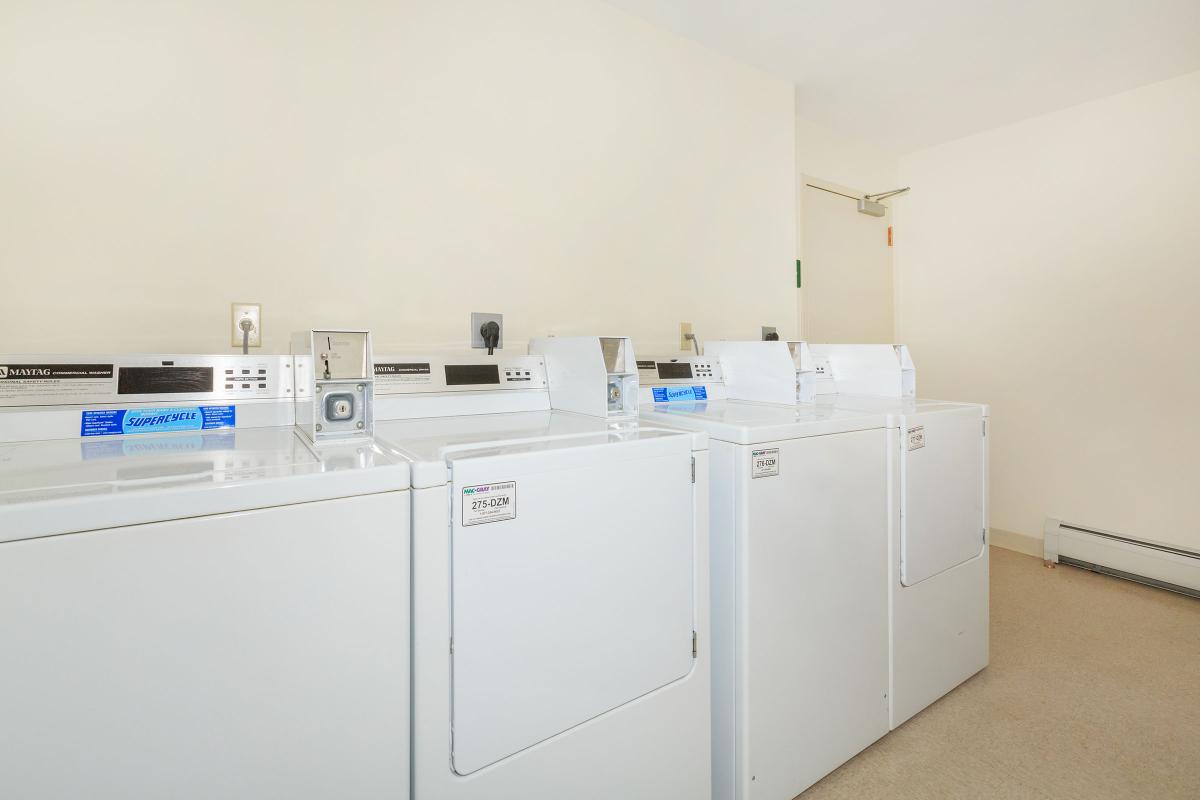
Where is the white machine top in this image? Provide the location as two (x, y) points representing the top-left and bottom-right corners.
(811, 394), (989, 423)
(703, 341), (988, 419)
(0, 351), (409, 541)
(0, 427), (409, 542)
(371, 347), (705, 487)
(639, 399), (886, 445)
(377, 411), (702, 489)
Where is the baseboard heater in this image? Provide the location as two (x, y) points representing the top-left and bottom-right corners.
(1043, 519), (1200, 598)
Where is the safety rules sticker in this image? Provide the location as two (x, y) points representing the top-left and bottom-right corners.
(80, 406), (236, 437)
(461, 481), (517, 526)
(751, 448), (779, 479)
(907, 426), (926, 451)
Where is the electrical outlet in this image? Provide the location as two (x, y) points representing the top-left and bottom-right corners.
(679, 322), (693, 351)
(231, 303), (262, 348)
(470, 312), (504, 350)
(761, 326), (779, 341)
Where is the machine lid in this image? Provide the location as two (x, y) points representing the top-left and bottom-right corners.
(813, 393), (988, 422)
(376, 410), (703, 488)
(0, 427), (409, 542)
(639, 399), (886, 445)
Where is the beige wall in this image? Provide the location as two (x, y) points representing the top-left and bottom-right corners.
(895, 70), (1200, 551)
(0, 0), (797, 355)
(795, 116), (897, 194)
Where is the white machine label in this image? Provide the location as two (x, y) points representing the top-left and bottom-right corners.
(374, 362), (434, 388)
(907, 426), (926, 451)
(0, 363), (114, 401)
(751, 448), (779, 479)
(461, 481), (517, 526)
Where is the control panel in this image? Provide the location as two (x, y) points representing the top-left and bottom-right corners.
(0, 355), (293, 408)
(374, 355), (548, 395)
(636, 357), (721, 385)
(0, 354), (298, 443)
(635, 354), (724, 405)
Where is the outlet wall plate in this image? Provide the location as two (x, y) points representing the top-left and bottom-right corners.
(471, 312), (504, 350)
(679, 322), (693, 351)
(231, 303), (262, 347)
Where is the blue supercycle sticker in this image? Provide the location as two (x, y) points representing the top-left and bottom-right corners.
(651, 386), (708, 403)
(80, 405), (236, 437)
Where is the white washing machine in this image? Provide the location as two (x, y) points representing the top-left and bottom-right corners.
(637, 346), (892, 800)
(796, 342), (989, 728)
(0, 352), (411, 800)
(372, 336), (711, 800)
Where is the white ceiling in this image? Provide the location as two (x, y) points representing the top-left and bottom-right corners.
(604, 0), (1200, 153)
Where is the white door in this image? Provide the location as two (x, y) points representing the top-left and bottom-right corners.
(448, 439), (696, 775)
(800, 179), (894, 343)
(0, 492), (410, 800)
(900, 408), (987, 586)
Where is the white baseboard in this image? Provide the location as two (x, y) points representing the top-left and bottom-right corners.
(1043, 518), (1199, 596)
(989, 527), (1042, 558)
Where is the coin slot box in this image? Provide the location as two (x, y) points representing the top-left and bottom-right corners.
(293, 329), (375, 443)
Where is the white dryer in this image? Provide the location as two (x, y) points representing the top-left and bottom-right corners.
(373, 336), (711, 800)
(0, 353), (411, 800)
(637, 347), (892, 800)
(798, 342), (989, 728)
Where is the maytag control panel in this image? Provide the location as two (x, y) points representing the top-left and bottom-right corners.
(374, 356), (548, 394)
(637, 358), (719, 384)
(0, 355), (293, 408)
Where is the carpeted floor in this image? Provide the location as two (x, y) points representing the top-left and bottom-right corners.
(798, 546), (1200, 800)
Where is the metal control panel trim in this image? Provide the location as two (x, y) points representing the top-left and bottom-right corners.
(374, 355), (548, 395)
(635, 356), (722, 387)
(0, 355), (294, 408)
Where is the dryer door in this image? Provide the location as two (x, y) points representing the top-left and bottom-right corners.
(447, 436), (696, 775)
(899, 407), (986, 586)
